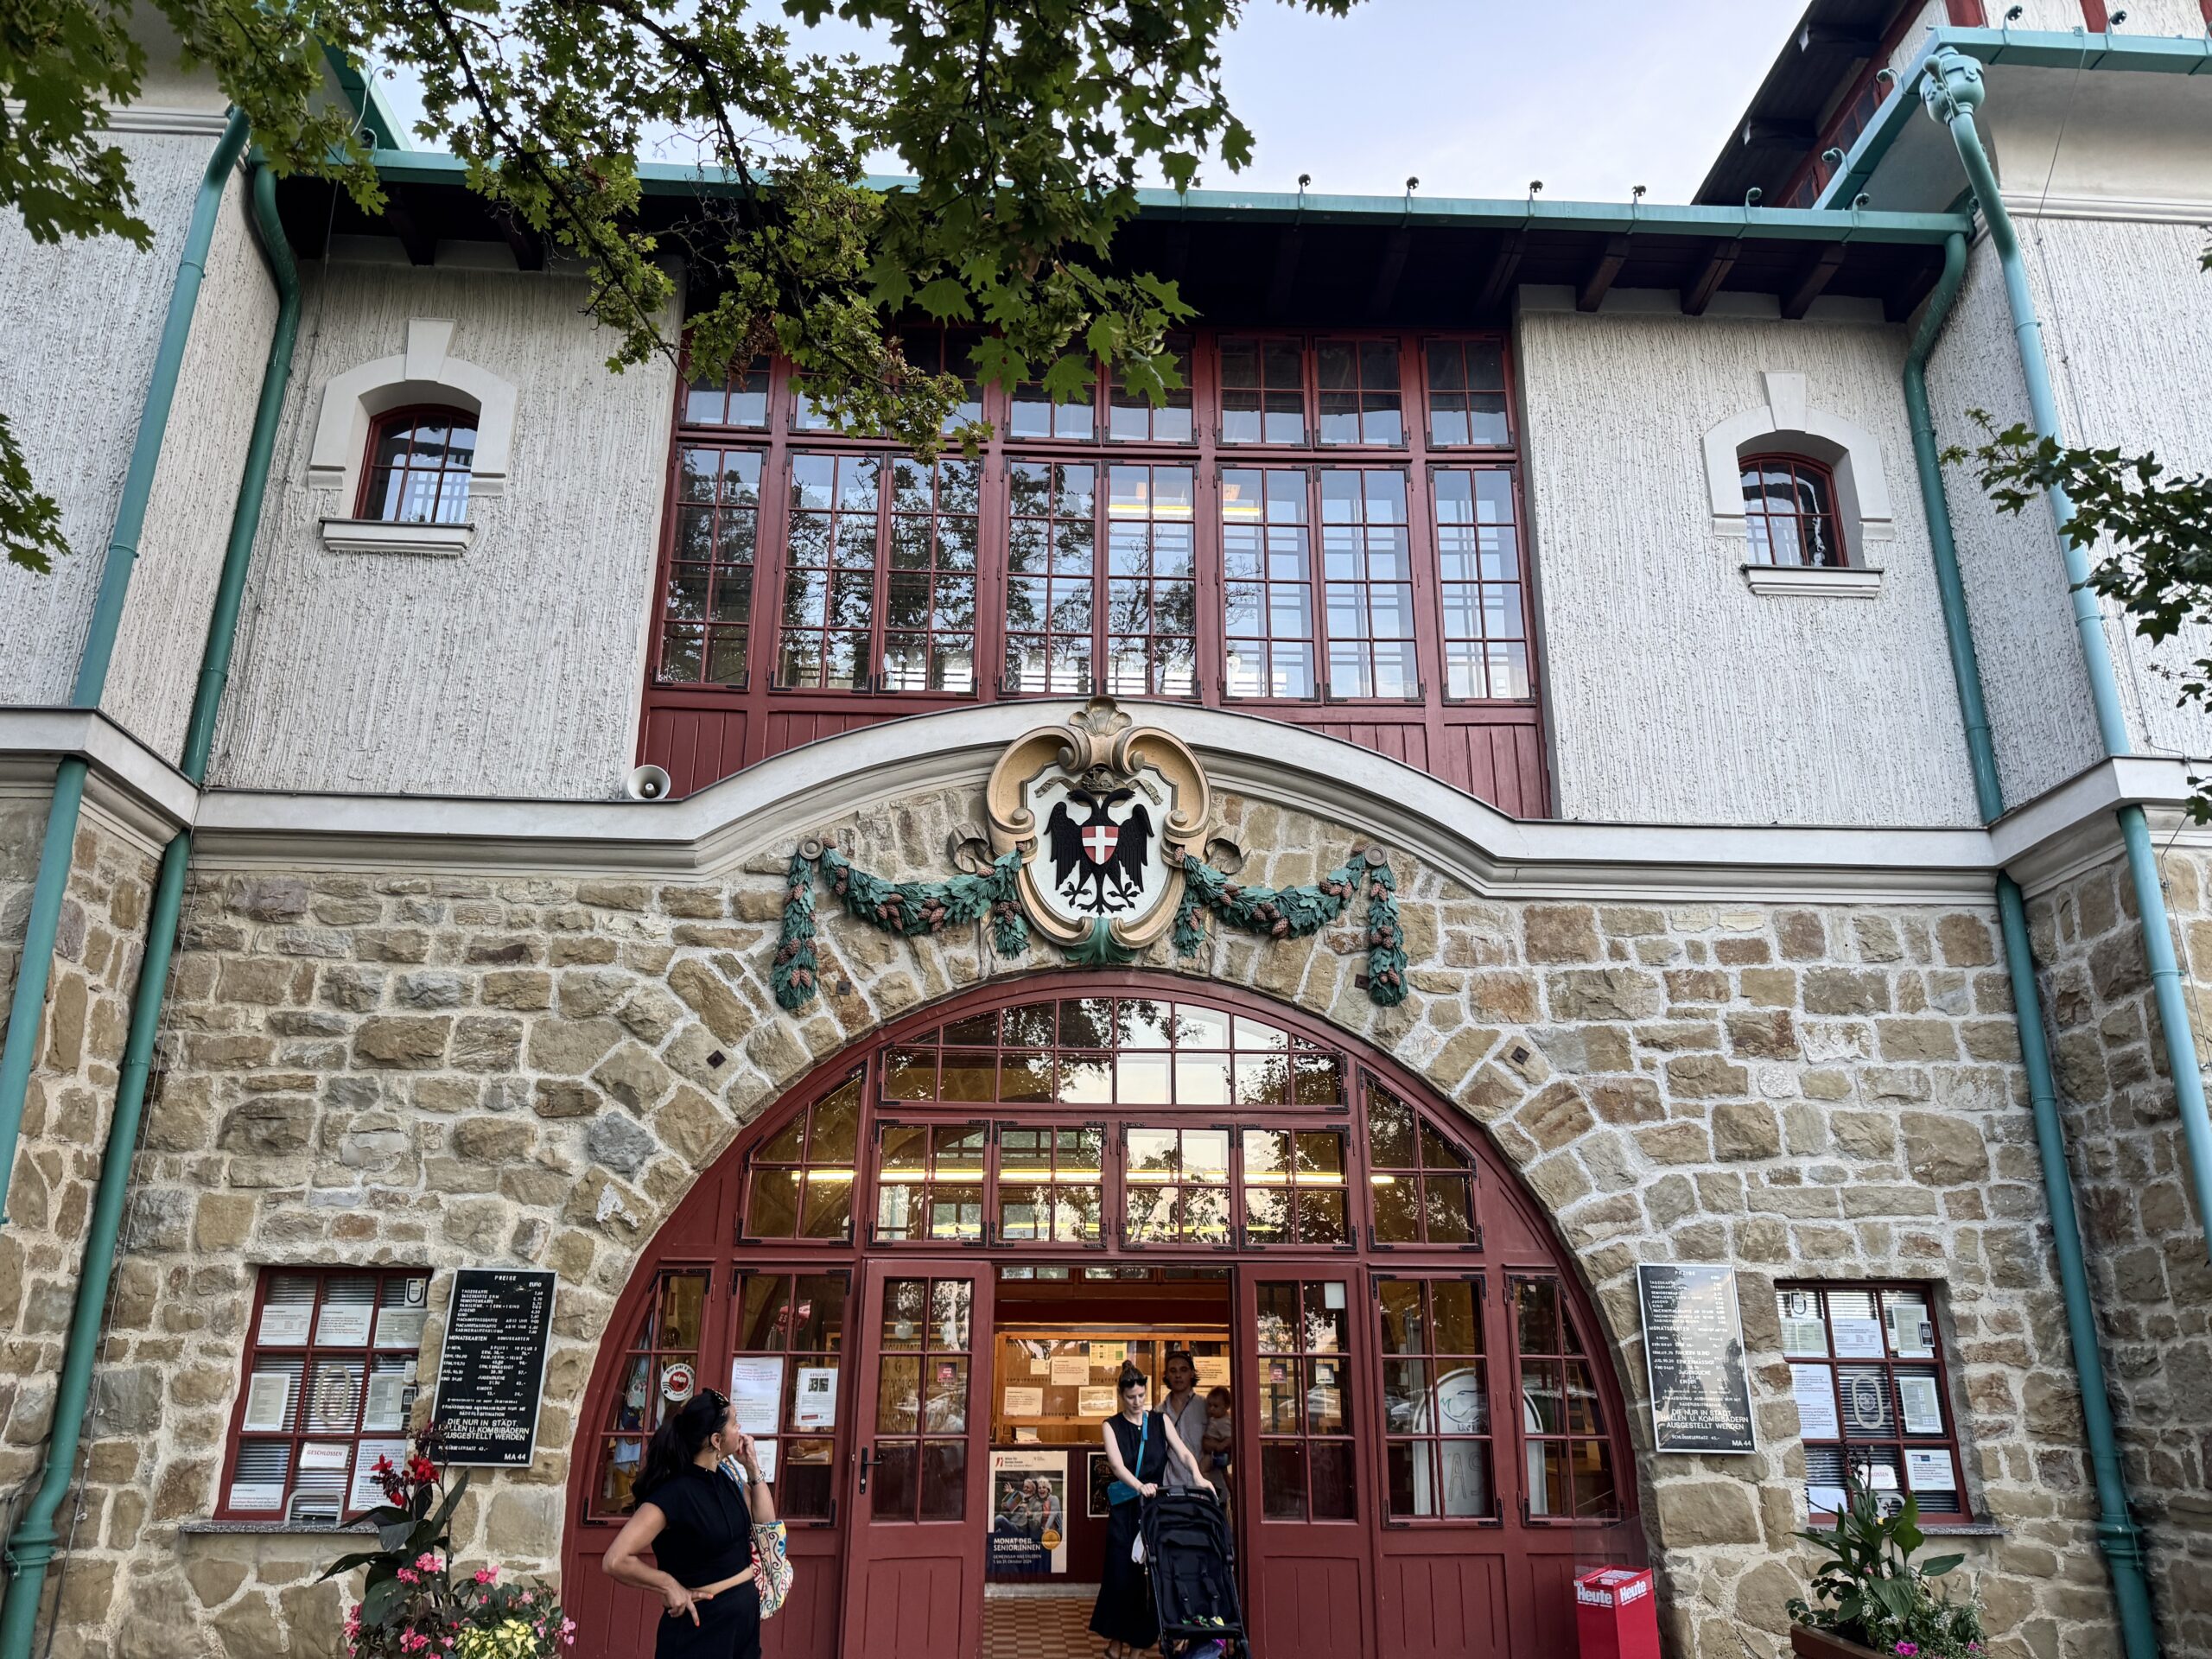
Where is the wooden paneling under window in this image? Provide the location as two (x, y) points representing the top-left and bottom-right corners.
(640, 330), (1548, 817)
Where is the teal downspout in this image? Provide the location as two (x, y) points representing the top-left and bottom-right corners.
(1906, 229), (2159, 1659)
(1922, 46), (2212, 1281)
(0, 108), (251, 1225)
(0, 156), (297, 1657)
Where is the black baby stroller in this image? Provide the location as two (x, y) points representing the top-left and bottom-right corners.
(1141, 1490), (1247, 1659)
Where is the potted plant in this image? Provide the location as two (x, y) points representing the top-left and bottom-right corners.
(1787, 1472), (1984, 1659)
(320, 1427), (575, 1657)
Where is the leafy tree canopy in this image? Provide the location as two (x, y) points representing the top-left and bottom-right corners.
(0, 0), (1355, 572)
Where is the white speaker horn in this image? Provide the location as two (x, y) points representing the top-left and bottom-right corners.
(625, 765), (673, 802)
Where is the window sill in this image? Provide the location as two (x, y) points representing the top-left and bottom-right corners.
(1740, 563), (1881, 600)
(321, 518), (475, 557)
(180, 1518), (377, 1536)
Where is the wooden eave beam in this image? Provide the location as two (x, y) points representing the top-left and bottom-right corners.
(1681, 239), (1740, 316)
(384, 197), (435, 267)
(497, 211), (545, 272)
(1365, 228), (1413, 320)
(1265, 227), (1302, 318)
(1742, 117), (1816, 149)
(1782, 241), (1847, 320)
(1474, 230), (1526, 313)
(1576, 234), (1630, 314)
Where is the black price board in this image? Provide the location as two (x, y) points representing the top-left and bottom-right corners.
(431, 1268), (557, 1466)
(1637, 1263), (1756, 1455)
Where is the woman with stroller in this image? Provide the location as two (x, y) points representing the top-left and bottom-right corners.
(1092, 1360), (1208, 1659)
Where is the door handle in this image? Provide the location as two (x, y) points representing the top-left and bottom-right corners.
(859, 1445), (873, 1495)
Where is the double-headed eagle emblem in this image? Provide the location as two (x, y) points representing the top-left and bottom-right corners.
(985, 698), (1211, 957)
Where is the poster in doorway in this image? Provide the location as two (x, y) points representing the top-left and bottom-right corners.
(988, 1450), (1069, 1575)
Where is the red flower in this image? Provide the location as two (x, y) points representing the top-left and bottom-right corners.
(407, 1454), (440, 1484)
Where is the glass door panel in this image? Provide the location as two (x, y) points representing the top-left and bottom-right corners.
(841, 1262), (992, 1659)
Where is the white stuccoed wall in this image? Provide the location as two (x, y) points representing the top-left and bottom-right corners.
(101, 170), (279, 765)
(2024, 213), (2212, 762)
(1922, 240), (2109, 810)
(0, 130), (242, 711)
(1515, 291), (1981, 828)
(209, 257), (675, 799)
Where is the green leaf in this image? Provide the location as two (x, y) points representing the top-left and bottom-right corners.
(360, 1574), (408, 1626)
(315, 1550), (385, 1584)
(913, 276), (973, 321)
(1919, 1553), (1965, 1577)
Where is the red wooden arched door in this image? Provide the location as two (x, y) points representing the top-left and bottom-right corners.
(563, 975), (1643, 1659)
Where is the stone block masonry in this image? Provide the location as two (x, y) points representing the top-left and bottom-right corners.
(2029, 848), (2212, 1659)
(20, 781), (2161, 1659)
(0, 804), (159, 1517)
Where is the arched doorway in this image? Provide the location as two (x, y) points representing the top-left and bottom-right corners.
(563, 975), (1643, 1659)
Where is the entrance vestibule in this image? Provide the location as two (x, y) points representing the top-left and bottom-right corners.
(563, 976), (1643, 1659)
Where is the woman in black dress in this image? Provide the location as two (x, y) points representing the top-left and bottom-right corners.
(603, 1389), (779, 1659)
(1092, 1362), (1209, 1659)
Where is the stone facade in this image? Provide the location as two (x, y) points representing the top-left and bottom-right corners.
(2028, 847), (2212, 1659)
(8, 780), (2139, 1659)
(0, 805), (158, 1528)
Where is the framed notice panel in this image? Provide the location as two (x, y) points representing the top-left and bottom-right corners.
(431, 1268), (557, 1465)
(1637, 1263), (1756, 1455)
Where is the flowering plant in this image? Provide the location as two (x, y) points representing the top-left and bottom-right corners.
(1788, 1469), (1984, 1659)
(319, 1429), (574, 1657)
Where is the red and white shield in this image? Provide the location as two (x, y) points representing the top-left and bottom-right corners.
(1080, 823), (1119, 864)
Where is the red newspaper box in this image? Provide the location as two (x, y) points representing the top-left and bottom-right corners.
(1574, 1566), (1660, 1659)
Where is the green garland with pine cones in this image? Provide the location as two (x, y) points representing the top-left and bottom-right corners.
(772, 844), (1029, 1011)
(1171, 849), (1408, 1005)
(772, 841), (1407, 1010)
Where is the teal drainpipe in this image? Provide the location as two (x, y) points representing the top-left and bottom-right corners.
(0, 108), (251, 1225)
(1905, 231), (2159, 1658)
(0, 156), (297, 1656)
(1922, 46), (2212, 1280)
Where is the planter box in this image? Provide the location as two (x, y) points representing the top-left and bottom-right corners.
(1789, 1628), (1885, 1659)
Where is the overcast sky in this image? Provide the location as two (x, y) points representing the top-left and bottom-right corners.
(377, 0), (1802, 206)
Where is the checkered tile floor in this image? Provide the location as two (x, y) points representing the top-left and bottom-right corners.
(982, 1590), (1148, 1659)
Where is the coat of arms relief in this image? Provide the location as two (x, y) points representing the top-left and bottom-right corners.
(771, 698), (1408, 1008)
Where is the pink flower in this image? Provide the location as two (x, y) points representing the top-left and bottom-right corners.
(396, 1568), (418, 1586)
(474, 1566), (499, 1585)
(519, 1591), (535, 1605)
(414, 1551), (441, 1572)
(561, 1619), (576, 1637)
(1893, 1646), (1919, 1657)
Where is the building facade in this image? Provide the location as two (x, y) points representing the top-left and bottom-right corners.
(2, 3), (2210, 1657)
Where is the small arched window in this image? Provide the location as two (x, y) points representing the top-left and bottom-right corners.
(1739, 454), (1846, 569)
(359, 405), (478, 524)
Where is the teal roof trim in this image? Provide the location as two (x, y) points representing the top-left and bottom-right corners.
(321, 44), (409, 150)
(1818, 25), (2212, 210)
(364, 146), (1974, 245)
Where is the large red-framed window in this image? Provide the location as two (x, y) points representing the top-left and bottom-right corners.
(359, 405), (476, 524)
(1002, 460), (1096, 695)
(1433, 467), (1530, 701)
(1253, 1276), (1357, 1519)
(658, 445), (763, 687)
(732, 1268), (850, 1520)
(642, 329), (1549, 814)
(741, 1068), (861, 1242)
(566, 976), (1643, 1651)
(1315, 339), (1405, 447)
(1103, 462), (1198, 698)
(1376, 1273), (1495, 1520)
(1510, 1274), (1619, 1522)
(1778, 1281), (1967, 1522)
(218, 1267), (430, 1524)
(1741, 453), (1847, 569)
(1221, 466), (1316, 700)
(590, 1267), (711, 1517)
